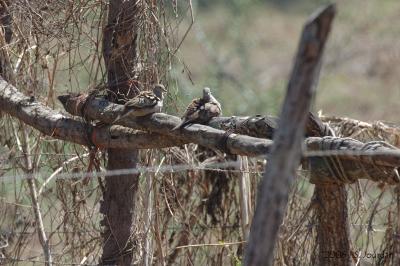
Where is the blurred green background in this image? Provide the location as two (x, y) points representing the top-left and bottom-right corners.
(170, 0), (400, 123)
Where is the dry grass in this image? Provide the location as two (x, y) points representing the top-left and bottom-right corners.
(175, 0), (400, 123)
(1, 0), (400, 265)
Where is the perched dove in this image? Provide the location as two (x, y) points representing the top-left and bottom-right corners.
(173, 87), (222, 130)
(113, 84), (166, 123)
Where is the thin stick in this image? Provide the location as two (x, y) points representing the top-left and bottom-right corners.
(175, 241), (246, 249)
(153, 157), (166, 266)
(21, 125), (53, 266)
(142, 159), (155, 266)
(38, 153), (89, 196)
(238, 155), (251, 241)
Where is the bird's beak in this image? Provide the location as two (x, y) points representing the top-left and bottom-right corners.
(155, 85), (167, 92)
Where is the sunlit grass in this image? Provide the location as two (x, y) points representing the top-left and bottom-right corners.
(174, 0), (400, 123)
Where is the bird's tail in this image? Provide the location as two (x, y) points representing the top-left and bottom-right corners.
(112, 115), (122, 124)
(112, 107), (127, 124)
(172, 119), (190, 130)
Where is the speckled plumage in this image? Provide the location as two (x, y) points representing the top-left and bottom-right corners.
(113, 84), (166, 123)
(173, 87), (222, 130)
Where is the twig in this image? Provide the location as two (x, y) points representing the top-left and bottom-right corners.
(38, 153), (89, 196)
(142, 156), (164, 266)
(175, 241), (246, 249)
(21, 124), (53, 266)
(238, 155), (251, 241)
(172, 0), (193, 55)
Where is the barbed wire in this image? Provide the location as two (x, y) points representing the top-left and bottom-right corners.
(0, 160), (242, 182)
(4, 258), (97, 266)
(1, 148), (398, 183)
(1, 222), (389, 236)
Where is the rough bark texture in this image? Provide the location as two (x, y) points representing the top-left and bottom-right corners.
(0, 1), (11, 43)
(1, 77), (399, 172)
(0, 0), (12, 78)
(244, 5), (336, 266)
(100, 1), (139, 264)
(314, 184), (351, 266)
(393, 186), (400, 265)
(57, 92), (400, 168)
(0, 78), (90, 146)
(303, 136), (400, 185)
(305, 109), (352, 265)
(58, 93), (332, 139)
(100, 149), (139, 264)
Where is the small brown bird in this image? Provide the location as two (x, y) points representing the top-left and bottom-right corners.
(113, 84), (166, 123)
(173, 87), (222, 130)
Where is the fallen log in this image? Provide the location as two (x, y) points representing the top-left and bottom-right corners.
(0, 78), (272, 155)
(1, 77), (399, 180)
(58, 93), (332, 139)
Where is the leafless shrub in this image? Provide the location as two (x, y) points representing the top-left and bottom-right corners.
(0, 1), (399, 265)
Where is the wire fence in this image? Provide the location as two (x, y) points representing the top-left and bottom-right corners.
(1, 142), (399, 265)
(1, 148), (398, 183)
(1, 0), (400, 265)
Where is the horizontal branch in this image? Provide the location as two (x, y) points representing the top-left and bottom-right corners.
(321, 115), (400, 147)
(0, 77), (273, 155)
(58, 93), (332, 138)
(58, 92), (400, 169)
(58, 92), (275, 155)
(0, 78), (89, 146)
(305, 137), (400, 184)
(1, 77), (399, 183)
(0, 78), (183, 149)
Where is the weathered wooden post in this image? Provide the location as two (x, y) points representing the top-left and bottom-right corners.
(100, 1), (141, 264)
(244, 4), (336, 266)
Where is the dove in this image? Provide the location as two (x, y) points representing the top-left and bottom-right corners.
(172, 87), (222, 130)
(112, 84), (166, 123)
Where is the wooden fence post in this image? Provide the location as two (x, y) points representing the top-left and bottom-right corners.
(100, 1), (140, 264)
(244, 4), (336, 266)
(313, 183), (351, 265)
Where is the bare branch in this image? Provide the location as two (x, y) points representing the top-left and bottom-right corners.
(0, 77), (184, 149)
(58, 93), (331, 139)
(21, 125), (53, 266)
(1, 77), (399, 181)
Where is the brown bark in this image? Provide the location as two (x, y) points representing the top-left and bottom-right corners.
(0, 78), (90, 146)
(393, 186), (400, 265)
(245, 4), (336, 266)
(1, 77), (399, 173)
(0, 0), (12, 78)
(314, 184), (352, 266)
(306, 137), (400, 183)
(57, 92), (400, 168)
(58, 92), (331, 139)
(100, 1), (140, 264)
(0, 1), (11, 43)
(306, 119), (352, 266)
(99, 149), (139, 265)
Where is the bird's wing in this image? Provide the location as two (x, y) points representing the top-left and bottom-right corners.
(124, 91), (160, 109)
(172, 98), (203, 130)
(203, 101), (222, 118)
(181, 98), (203, 122)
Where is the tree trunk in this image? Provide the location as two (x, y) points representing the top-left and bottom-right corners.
(100, 0), (140, 264)
(0, 0), (12, 79)
(314, 184), (351, 266)
(100, 149), (139, 264)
